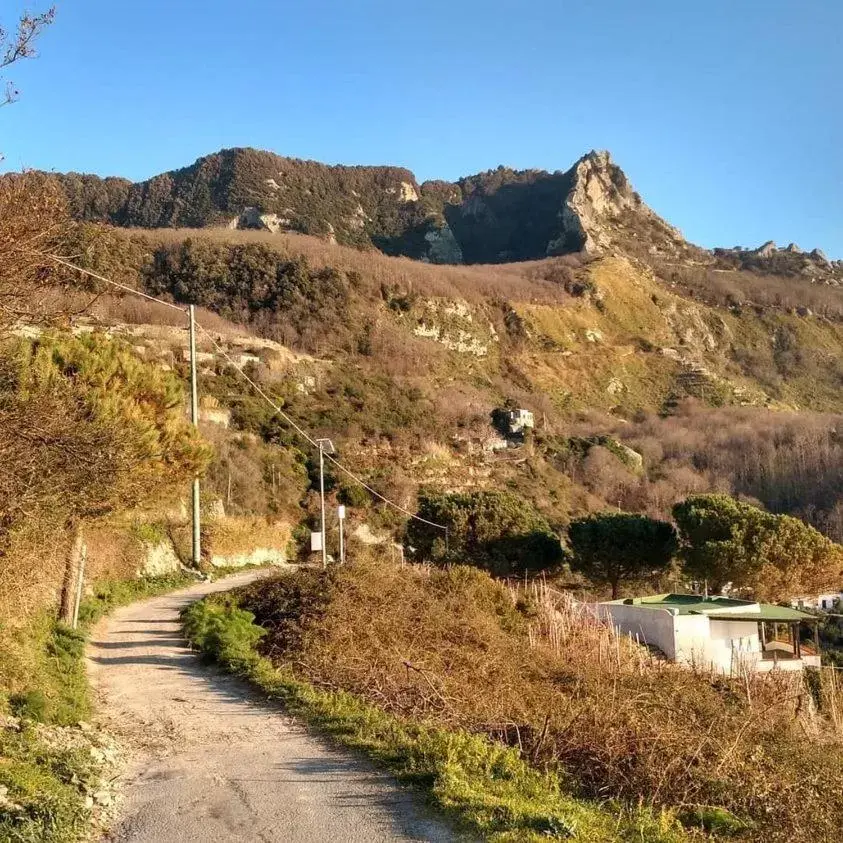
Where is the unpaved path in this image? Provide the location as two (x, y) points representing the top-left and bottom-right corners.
(87, 570), (457, 842)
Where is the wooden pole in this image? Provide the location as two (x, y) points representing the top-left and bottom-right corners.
(60, 525), (84, 624)
(318, 442), (327, 568)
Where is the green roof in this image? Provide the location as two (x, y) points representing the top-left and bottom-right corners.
(707, 606), (816, 622)
(604, 593), (815, 622)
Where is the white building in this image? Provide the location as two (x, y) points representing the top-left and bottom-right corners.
(791, 592), (842, 612)
(508, 408), (534, 435)
(597, 593), (820, 675)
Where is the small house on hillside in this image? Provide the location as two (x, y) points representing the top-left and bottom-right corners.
(597, 593), (820, 675)
(508, 408), (534, 435)
(791, 592), (842, 612)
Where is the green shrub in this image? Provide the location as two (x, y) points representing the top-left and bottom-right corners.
(182, 598), (266, 673)
(408, 489), (563, 577)
(9, 689), (47, 721)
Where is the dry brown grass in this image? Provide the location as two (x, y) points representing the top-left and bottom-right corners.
(206, 516), (291, 559)
(122, 227), (573, 304)
(24, 288), (248, 336)
(239, 559), (843, 843)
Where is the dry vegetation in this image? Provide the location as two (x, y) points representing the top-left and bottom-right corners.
(564, 401), (843, 541)
(238, 560), (843, 842)
(124, 226), (575, 305)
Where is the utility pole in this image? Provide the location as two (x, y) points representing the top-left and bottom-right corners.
(188, 305), (201, 568)
(338, 505), (346, 565)
(315, 438), (334, 568)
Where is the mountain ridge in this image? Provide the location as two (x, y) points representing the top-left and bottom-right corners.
(34, 147), (754, 266)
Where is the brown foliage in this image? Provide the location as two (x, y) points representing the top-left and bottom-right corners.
(240, 560), (843, 843)
(125, 227), (571, 306)
(564, 402), (843, 542)
(0, 172), (81, 328)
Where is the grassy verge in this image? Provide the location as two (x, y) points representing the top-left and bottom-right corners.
(182, 593), (692, 842)
(0, 571), (198, 843)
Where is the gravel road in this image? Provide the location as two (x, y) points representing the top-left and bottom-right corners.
(87, 570), (457, 842)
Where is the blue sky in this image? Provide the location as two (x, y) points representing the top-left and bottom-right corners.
(2, 0), (841, 256)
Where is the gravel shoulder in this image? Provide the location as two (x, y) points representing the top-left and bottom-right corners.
(87, 569), (457, 842)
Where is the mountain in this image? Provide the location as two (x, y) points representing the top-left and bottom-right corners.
(47, 147), (709, 265)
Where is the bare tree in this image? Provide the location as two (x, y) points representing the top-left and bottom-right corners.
(1, 6), (55, 108)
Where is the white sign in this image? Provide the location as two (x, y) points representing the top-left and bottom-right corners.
(337, 505), (346, 520)
(310, 531), (323, 552)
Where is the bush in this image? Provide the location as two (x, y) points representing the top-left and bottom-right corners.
(182, 597), (266, 673)
(9, 690), (47, 721)
(408, 490), (563, 577)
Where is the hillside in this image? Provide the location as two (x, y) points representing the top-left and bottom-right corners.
(49, 214), (843, 559)
(31, 148), (843, 556)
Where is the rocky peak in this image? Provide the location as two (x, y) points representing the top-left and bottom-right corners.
(551, 150), (681, 257)
(561, 151), (638, 253)
(713, 240), (842, 280)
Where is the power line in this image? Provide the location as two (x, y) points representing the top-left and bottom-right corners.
(33, 250), (448, 533)
(194, 323), (447, 531)
(36, 251), (189, 313)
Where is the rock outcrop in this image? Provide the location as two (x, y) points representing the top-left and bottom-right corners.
(558, 150), (640, 254)
(547, 150), (683, 257)
(423, 222), (464, 264)
(230, 206), (292, 234)
(714, 240), (842, 281)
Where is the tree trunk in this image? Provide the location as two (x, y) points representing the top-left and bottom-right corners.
(59, 523), (84, 624)
(611, 580), (619, 599)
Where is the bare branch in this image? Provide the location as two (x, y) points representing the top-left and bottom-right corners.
(0, 6), (55, 107)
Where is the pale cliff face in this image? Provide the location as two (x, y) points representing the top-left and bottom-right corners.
(558, 151), (644, 254)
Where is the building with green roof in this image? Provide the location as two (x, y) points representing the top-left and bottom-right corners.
(597, 593), (820, 674)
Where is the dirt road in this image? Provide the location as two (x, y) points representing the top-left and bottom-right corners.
(87, 570), (456, 842)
